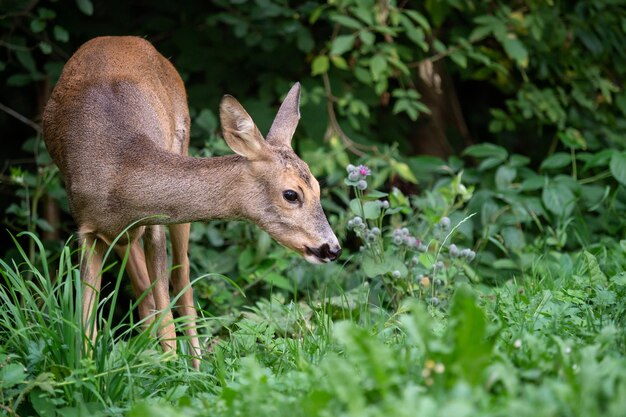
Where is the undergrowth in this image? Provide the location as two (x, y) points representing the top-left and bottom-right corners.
(1, 229), (626, 416)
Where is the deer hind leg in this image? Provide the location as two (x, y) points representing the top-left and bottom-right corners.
(170, 222), (201, 370)
(79, 231), (107, 348)
(143, 225), (177, 353)
(113, 241), (156, 327)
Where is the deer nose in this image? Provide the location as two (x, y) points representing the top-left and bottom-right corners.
(320, 243), (342, 261)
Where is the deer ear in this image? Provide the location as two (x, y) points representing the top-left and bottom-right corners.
(266, 82), (301, 148)
(220, 95), (267, 160)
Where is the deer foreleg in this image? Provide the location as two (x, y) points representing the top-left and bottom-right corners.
(143, 225), (176, 353)
(170, 222), (201, 369)
(79, 231), (107, 349)
(114, 241), (156, 326)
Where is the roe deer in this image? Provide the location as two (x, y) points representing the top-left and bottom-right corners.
(42, 36), (341, 369)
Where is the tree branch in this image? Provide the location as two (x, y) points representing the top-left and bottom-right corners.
(322, 72), (376, 157)
(0, 102), (41, 133)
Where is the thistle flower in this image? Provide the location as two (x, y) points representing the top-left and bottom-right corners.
(459, 248), (476, 261)
(346, 164), (372, 182)
(348, 171), (360, 182)
(357, 165), (371, 177)
(439, 216), (451, 229)
(357, 180), (368, 190)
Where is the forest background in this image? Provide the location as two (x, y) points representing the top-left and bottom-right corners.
(1, 1), (626, 416)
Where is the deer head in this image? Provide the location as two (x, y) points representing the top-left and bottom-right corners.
(219, 83), (341, 264)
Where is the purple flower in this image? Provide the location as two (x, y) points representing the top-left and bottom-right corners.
(357, 165), (371, 177)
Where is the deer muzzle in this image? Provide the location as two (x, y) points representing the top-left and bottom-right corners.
(305, 242), (342, 264)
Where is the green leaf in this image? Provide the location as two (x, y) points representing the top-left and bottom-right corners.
(30, 390), (57, 417)
(540, 152), (571, 170)
(196, 109), (217, 133)
(53, 25), (70, 42)
(370, 54), (387, 81)
(76, 0), (94, 15)
(349, 199), (381, 219)
(263, 272), (292, 292)
(419, 252), (435, 269)
(330, 14), (363, 30)
(359, 30), (375, 47)
(501, 226), (525, 251)
(30, 18), (46, 33)
(330, 34), (355, 56)
(580, 251), (607, 284)
(1, 363), (27, 388)
(7, 74), (32, 87)
(39, 42), (52, 55)
(542, 180), (575, 217)
(405, 10), (431, 31)
(520, 175), (544, 191)
(610, 151), (626, 186)
(448, 285), (493, 386)
(330, 55), (348, 70)
(392, 161), (418, 184)
(296, 28), (314, 53)
(363, 190), (388, 199)
(463, 143), (508, 160)
(362, 255), (407, 278)
(611, 272), (626, 286)
(16, 50), (37, 74)
(582, 149), (614, 171)
(449, 50), (467, 68)
(502, 35), (528, 67)
(493, 259), (518, 269)
(478, 156), (506, 171)
(311, 55), (329, 76)
(495, 165), (516, 189)
(558, 128), (586, 149)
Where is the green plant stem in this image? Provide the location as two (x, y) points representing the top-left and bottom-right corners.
(578, 170), (612, 185)
(571, 147), (577, 181)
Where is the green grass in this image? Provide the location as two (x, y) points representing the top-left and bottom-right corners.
(1, 234), (626, 417)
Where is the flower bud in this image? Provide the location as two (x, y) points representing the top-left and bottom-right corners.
(357, 180), (368, 190)
(439, 217), (451, 229)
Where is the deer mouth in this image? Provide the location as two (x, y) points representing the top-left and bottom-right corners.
(304, 244), (341, 264)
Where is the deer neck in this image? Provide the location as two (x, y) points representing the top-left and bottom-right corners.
(121, 151), (252, 225)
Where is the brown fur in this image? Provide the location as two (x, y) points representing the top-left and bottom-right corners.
(42, 36), (340, 370)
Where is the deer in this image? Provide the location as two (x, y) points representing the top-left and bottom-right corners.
(42, 36), (341, 369)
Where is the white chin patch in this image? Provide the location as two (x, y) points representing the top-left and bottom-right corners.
(304, 254), (327, 265)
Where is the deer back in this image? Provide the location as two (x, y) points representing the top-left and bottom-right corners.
(43, 36), (190, 228)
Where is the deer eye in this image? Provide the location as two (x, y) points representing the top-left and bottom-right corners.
(283, 189), (298, 203)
